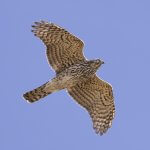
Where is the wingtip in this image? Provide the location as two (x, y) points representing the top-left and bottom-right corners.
(93, 121), (110, 135)
(31, 25), (36, 28)
(31, 29), (35, 32)
(33, 20), (54, 26)
(34, 21), (41, 25)
(34, 20), (47, 25)
(94, 128), (105, 136)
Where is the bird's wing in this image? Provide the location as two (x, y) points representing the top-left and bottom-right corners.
(67, 75), (115, 135)
(32, 21), (86, 73)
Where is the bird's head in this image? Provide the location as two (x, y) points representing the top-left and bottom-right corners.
(89, 59), (104, 70)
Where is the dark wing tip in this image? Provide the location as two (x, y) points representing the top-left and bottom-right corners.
(34, 21), (42, 25)
(33, 21), (53, 26)
(93, 124), (109, 135)
(31, 21), (55, 33)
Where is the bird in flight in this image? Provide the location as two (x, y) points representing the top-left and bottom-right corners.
(23, 21), (115, 135)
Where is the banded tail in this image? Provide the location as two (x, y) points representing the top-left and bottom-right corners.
(23, 81), (57, 103)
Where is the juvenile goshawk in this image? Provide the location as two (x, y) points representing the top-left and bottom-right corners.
(23, 21), (115, 135)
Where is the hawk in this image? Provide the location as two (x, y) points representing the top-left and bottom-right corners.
(23, 21), (115, 135)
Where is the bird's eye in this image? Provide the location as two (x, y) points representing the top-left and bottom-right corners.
(96, 60), (100, 63)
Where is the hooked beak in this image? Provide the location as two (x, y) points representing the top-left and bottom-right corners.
(101, 61), (104, 64)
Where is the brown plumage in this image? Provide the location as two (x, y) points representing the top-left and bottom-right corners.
(23, 21), (115, 135)
(68, 75), (115, 134)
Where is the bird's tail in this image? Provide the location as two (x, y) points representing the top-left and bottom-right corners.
(23, 81), (58, 103)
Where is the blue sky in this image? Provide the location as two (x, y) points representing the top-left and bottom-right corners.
(1, 0), (150, 149)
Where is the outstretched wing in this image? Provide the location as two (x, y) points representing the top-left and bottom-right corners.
(67, 75), (115, 135)
(32, 21), (86, 73)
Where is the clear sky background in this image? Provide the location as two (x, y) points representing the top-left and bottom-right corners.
(1, 0), (150, 149)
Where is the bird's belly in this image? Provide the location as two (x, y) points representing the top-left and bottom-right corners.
(53, 75), (81, 89)
(58, 76), (78, 88)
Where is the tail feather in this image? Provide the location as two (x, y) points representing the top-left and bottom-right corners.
(23, 81), (52, 103)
